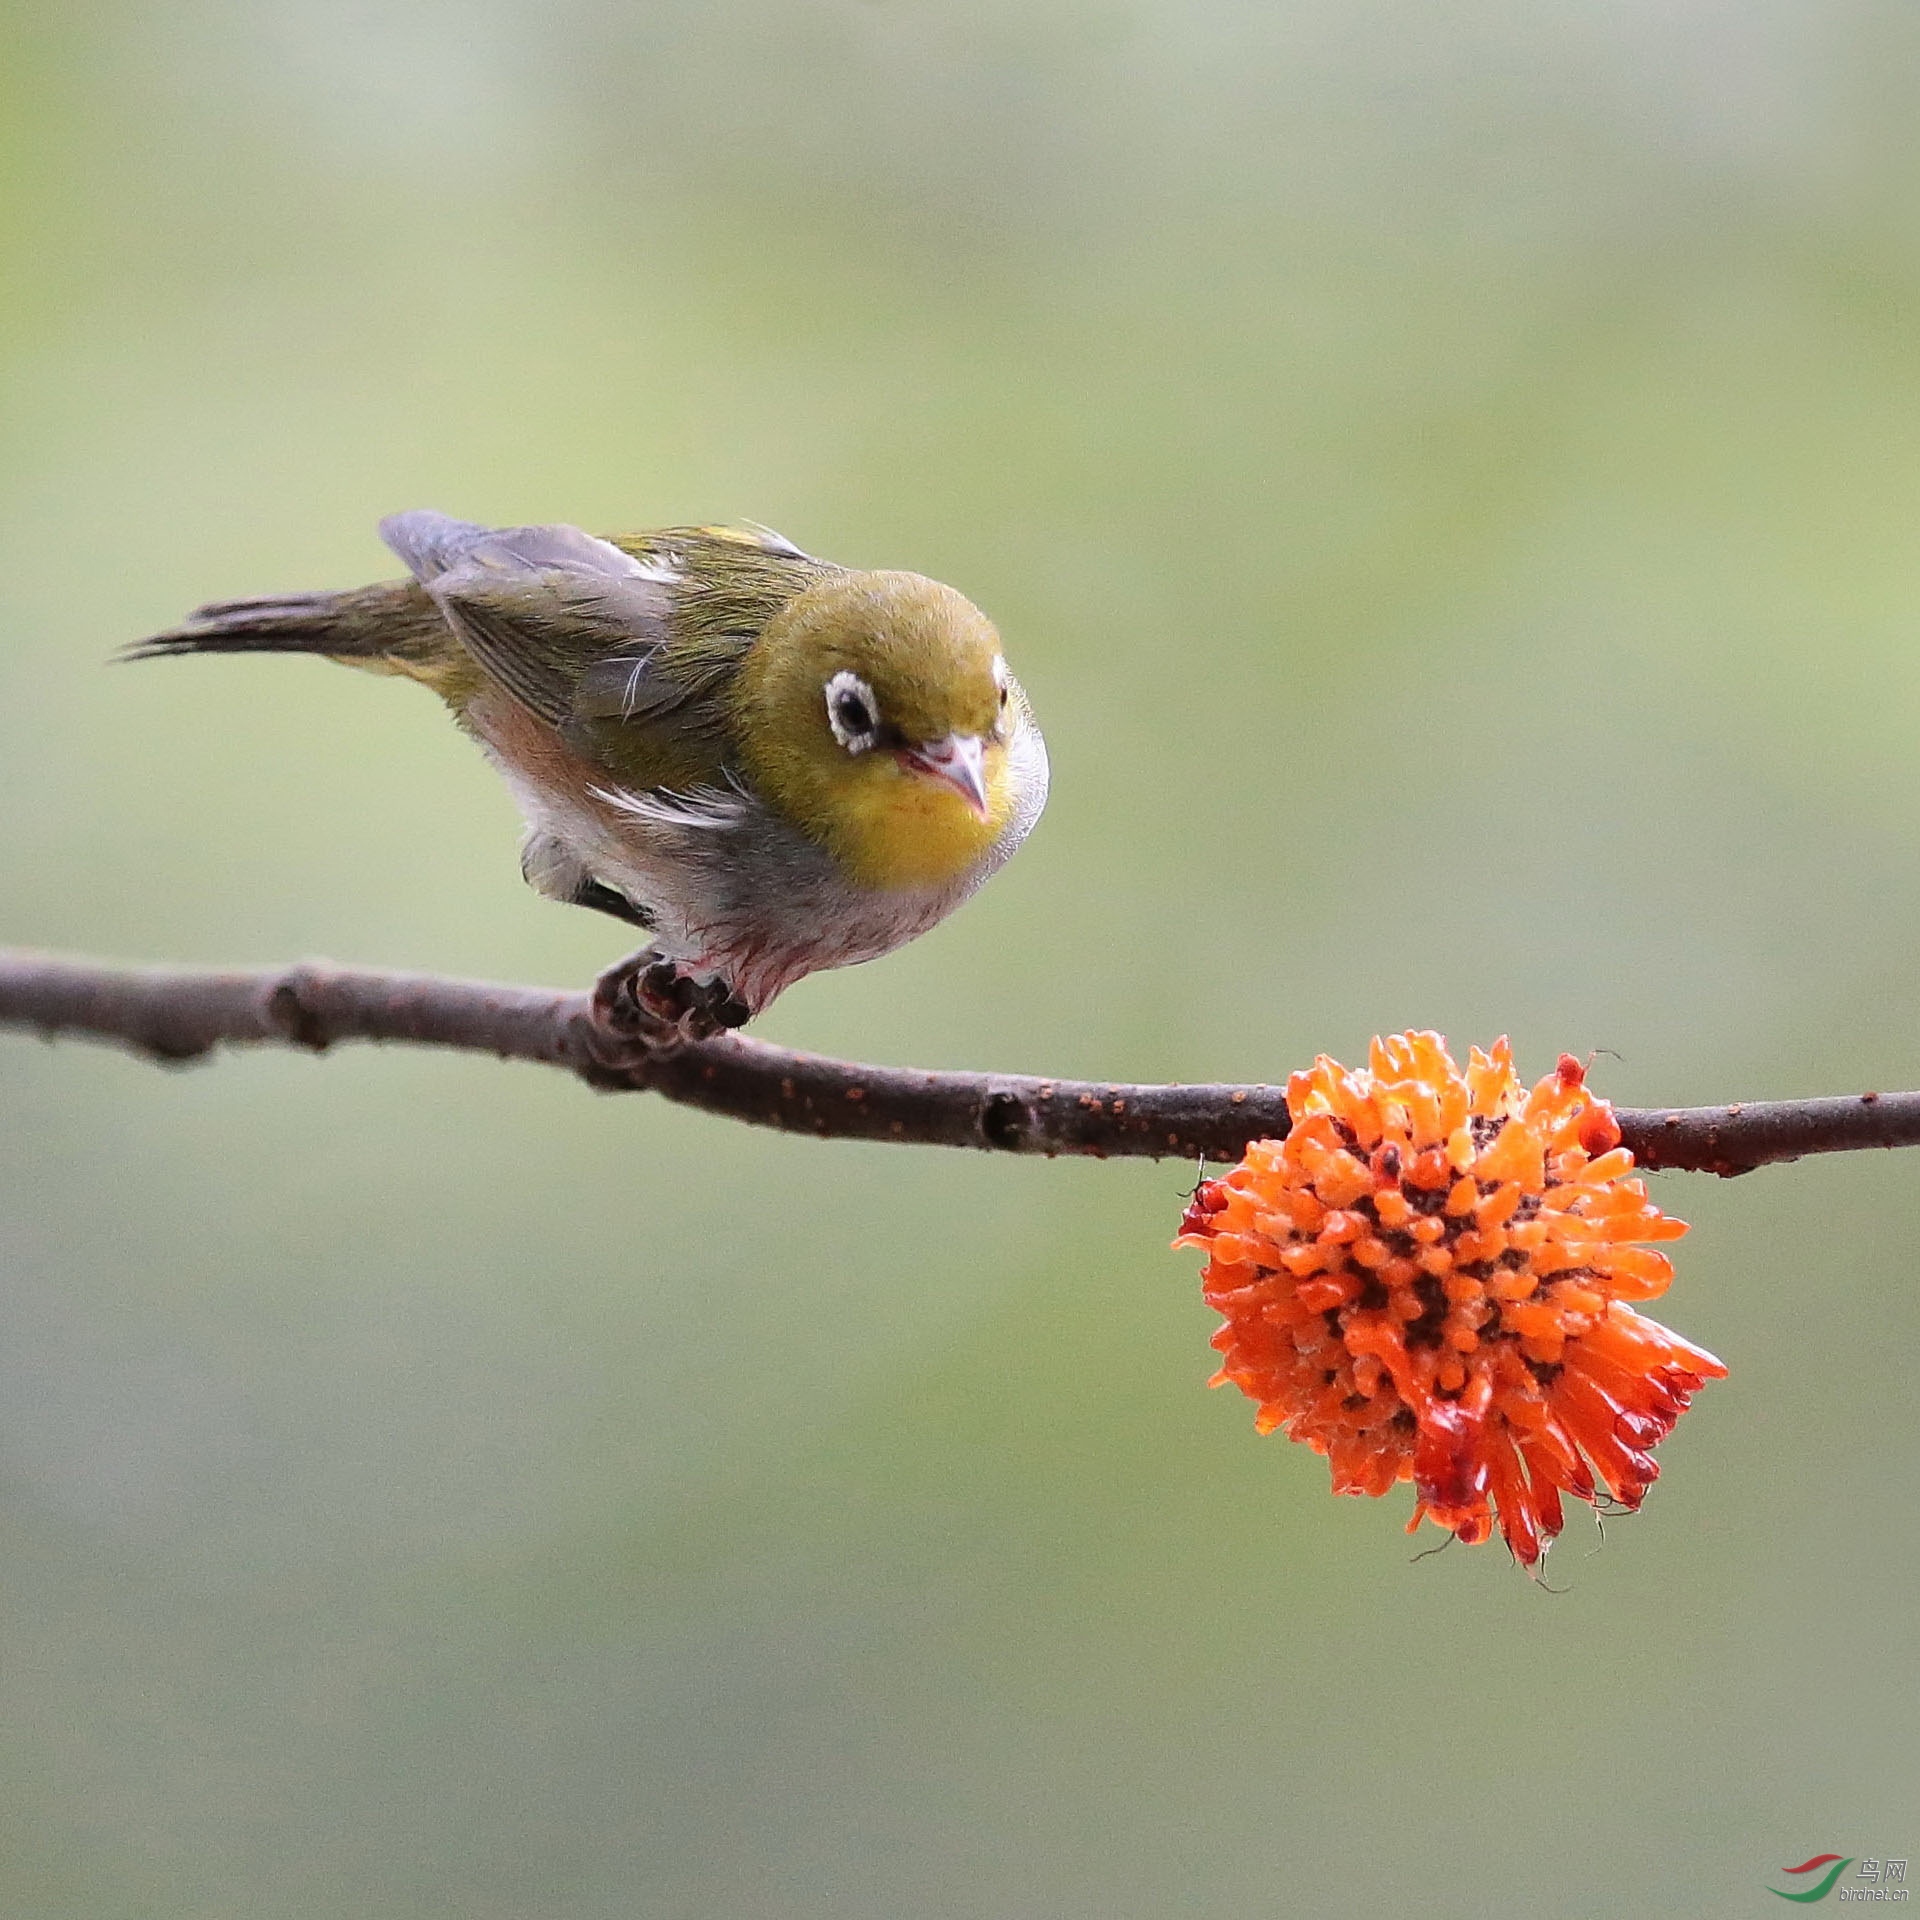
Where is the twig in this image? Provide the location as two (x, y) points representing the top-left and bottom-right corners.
(2, 947), (1916, 1174)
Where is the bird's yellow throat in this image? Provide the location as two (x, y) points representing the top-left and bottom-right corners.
(819, 752), (1012, 892)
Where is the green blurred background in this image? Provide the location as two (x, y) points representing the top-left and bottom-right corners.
(3, 3), (1918, 1915)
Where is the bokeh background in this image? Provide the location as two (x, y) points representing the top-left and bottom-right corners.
(4, 3), (1919, 1915)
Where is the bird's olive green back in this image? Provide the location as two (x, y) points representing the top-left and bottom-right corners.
(360, 525), (838, 797)
(574, 527), (838, 792)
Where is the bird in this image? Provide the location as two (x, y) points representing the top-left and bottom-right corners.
(130, 512), (1049, 1040)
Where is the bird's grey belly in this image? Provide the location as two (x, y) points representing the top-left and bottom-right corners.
(498, 759), (985, 1009)
(622, 813), (985, 1008)
(472, 694), (1046, 1014)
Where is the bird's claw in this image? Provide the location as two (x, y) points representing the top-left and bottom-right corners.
(636, 961), (753, 1042)
(589, 950), (751, 1054)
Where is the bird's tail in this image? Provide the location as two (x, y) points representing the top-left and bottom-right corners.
(124, 589), (383, 662)
(122, 580), (458, 689)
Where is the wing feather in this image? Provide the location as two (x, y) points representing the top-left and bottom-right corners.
(377, 510), (678, 730)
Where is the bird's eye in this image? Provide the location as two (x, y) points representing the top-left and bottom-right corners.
(824, 670), (881, 753)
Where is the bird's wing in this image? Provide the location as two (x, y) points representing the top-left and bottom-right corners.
(573, 523), (827, 725)
(571, 636), (728, 725)
(567, 526), (836, 788)
(381, 511), (651, 589)
(378, 511), (677, 731)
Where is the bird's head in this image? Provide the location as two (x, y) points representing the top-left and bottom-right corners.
(734, 570), (1032, 890)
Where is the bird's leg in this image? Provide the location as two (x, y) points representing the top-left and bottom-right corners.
(535, 850), (724, 1056)
(590, 949), (752, 1048)
(567, 878), (653, 931)
(521, 834), (656, 933)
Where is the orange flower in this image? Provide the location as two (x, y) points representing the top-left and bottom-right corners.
(1175, 1033), (1725, 1569)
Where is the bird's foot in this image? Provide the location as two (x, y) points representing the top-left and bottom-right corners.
(635, 959), (752, 1041)
(590, 949), (752, 1051)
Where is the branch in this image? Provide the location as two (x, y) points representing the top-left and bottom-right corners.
(2, 947), (1915, 1175)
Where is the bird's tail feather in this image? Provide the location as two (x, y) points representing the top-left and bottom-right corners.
(123, 590), (378, 662)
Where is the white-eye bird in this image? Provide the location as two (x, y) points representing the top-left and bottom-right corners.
(132, 513), (1049, 1037)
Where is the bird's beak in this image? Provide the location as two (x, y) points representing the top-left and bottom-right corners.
(898, 732), (990, 820)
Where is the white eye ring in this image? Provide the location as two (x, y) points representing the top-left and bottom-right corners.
(824, 669), (881, 753)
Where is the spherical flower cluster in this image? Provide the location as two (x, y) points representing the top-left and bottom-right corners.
(1176, 1032), (1725, 1568)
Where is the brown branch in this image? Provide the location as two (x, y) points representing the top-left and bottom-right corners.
(2, 947), (1916, 1175)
